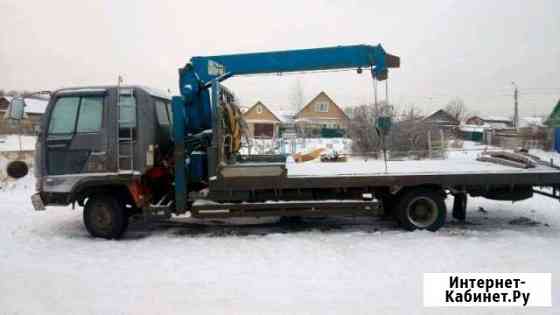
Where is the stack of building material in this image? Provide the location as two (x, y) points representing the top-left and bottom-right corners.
(477, 151), (538, 169)
(293, 148), (325, 163)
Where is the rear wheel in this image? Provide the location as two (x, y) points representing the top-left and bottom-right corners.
(396, 188), (446, 231)
(83, 195), (128, 239)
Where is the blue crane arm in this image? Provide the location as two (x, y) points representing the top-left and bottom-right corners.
(179, 44), (399, 98)
(171, 44), (399, 212)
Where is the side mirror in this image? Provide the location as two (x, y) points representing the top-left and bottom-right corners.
(4, 97), (26, 121)
(6, 160), (29, 179)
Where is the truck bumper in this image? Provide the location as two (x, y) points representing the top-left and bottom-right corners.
(31, 193), (46, 211)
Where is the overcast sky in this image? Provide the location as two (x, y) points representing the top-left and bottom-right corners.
(1, 0), (559, 117)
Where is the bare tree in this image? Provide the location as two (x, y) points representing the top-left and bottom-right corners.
(445, 97), (468, 122)
(289, 79), (305, 112)
(348, 102), (395, 156)
(398, 104), (424, 121)
(343, 106), (354, 119)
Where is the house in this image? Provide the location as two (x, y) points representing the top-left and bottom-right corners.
(423, 109), (460, 127)
(465, 115), (512, 129)
(461, 115), (514, 143)
(459, 125), (485, 142)
(1, 96), (48, 135)
(242, 101), (283, 138)
(422, 109), (460, 139)
(293, 91), (349, 137)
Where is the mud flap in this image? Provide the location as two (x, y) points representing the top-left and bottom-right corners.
(452, 193), (467, 221)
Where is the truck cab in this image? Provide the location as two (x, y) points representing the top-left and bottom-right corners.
(33, 86), (175, 238)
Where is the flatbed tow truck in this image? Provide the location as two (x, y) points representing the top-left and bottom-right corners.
(28, 44), (560, 239)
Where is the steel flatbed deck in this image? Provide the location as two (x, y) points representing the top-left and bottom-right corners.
(209, 159), (560, 192)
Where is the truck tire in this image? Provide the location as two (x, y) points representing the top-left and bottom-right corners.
(83, 195), (128, 239)
(395, 188), (446, 231)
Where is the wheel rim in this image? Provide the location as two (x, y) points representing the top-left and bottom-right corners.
(91, 202), (113, 233)
(406, 197), (439, 228)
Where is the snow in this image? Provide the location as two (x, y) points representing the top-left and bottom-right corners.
(1, 174), (559, 314)
(287, 159), (527, 177)
(1, 142), (560, 314)
(286, 140), (559, 177)
(460, 124), (486, 133)
(0, 134), (37, 152)
(270, 109), (295, 124)
(483, 116), (511, 123)
(519, 116), (545, 128)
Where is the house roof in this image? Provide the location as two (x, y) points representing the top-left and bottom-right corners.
(270, 110), (295, 124)
(519, 116), (544, 128)
(243, 101), (282, 123)
(481, 116), (511, 123)
(294, 91), (349, 120)
(465, 115), (512, 124)
(423, 109), (460, 125)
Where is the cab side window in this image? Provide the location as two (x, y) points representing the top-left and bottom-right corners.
(118, 94), (136, 128)
(48, 96), (104, 135)
(48, 97), (80, 134)
(155, 99), (170, 127)
(77, 97), (104, 133)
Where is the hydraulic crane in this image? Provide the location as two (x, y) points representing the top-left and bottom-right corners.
(171, 44), (400, 211)
(30, 45), (560, 239)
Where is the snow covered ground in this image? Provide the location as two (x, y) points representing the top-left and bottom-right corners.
(1, 140), (559, 314)
(0, 134), (37, 152)
(1, 174), (559, 314)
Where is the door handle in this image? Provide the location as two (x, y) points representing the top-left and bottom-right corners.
(90, 151), (106, 156)
(47, 143), (67, 148)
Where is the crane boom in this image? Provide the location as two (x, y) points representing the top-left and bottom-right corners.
(171, 44), (400, 211)
(179, 44), (399, 98)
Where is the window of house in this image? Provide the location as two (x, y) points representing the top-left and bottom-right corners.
(256, 105), (263, 114)
(315, 103), (329, 113)
(48, 96), (104, 134)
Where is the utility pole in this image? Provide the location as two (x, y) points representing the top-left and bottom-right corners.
(512, 81), (519, 129)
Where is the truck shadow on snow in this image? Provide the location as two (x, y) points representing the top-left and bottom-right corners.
(125, 216), (398, 239)
(37, 210), (554, 240)
(120, 212), (554, 240)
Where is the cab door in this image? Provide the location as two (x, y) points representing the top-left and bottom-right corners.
(45, 92), (108, 175)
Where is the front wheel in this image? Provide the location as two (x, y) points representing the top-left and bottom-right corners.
(83, 195), (128, 239)
(395, 189), (446, 231)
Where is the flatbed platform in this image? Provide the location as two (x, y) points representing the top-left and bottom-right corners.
(210, 159), (560, 192)
(287, 159), (559, 177)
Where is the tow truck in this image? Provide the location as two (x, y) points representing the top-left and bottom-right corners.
(28, 44), (560, 239)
